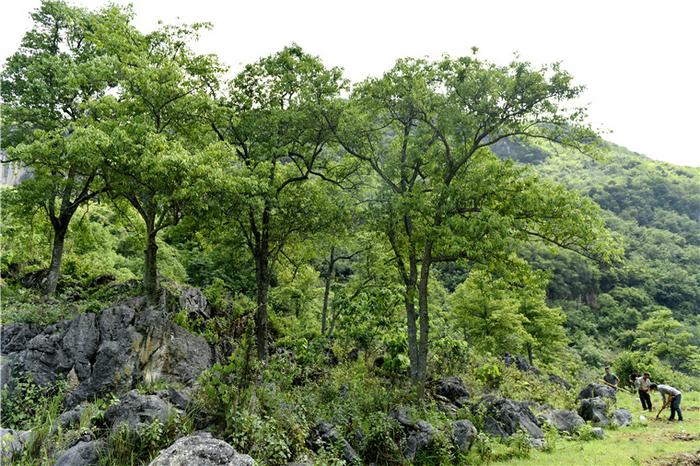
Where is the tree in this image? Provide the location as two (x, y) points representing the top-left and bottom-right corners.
(332, 55), (619, 394)
(634, 308), (699, 372)
(1, 1), (129, 294)
(90, 20), (223, 302)
(209, 46), (346, 359)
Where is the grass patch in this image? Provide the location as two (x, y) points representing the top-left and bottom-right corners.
(499, 391), (700, 466)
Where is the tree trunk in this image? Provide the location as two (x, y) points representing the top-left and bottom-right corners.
(143, 228), (159, 304)
(44, 222), (68, 296)
(527, 342), (534, 367)
(416, 241), (433, 398)
(255, 253), (270, 361)
(321, 246), (335, 335)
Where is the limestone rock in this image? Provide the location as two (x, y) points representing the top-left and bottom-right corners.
(452, 419), (477, 452)
(578, 397), (609, 426)
(612, 408), (632, 427)
(105, 390), (172, 432)
(577, 383), (616, 402)
(434, 376), (470, 407)
(308, 422), (361, 465)
(477, 396), (544, 439)
(54, 439), (105, 466)
(538, 409), (585, 434)
(149, 432), (254, 466)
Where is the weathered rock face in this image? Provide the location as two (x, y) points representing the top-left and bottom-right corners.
(1, 296), (213, 407)
(308, 422), (361, 465)
(452, 419), (477, 452)
(612, 408), (632, 427)
(538, 409), (585, 434)
(54, 439), (105, 466)
(578, 397), (609, 425)
(105, 390), (173, 432)
(477, 396), (544, 439)
(577, 383), (616, 402)
(149, 432), (254, 466)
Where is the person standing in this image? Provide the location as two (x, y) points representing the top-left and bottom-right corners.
(650, 383), (683, 421)
(635, 372), (653, 411)
(603, 366), (619, 389)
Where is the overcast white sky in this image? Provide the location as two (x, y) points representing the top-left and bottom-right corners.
(2, 0), (699, 167)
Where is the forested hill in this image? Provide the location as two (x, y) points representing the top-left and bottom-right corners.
(491, 139), (700, 370)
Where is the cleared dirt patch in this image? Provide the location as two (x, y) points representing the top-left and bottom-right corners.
(671, 433), (699, 442)
(647, 450), (700, 466)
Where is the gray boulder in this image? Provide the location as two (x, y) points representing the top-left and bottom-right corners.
(452, 420), (477, 452)
(578, 397), (609, 426)
(612, 408), (632, 427)
(54, 439), (105, 466)
(477, 396), (543, 439)
(390, 407), (414, 429)
(434, 376), (470, 407)
(149, 432), (254, 466)
(577, 383), (616, 402)
(538, 409), (585, 434)
(308, 422), (360, 465)
(405, 420), (434, 461)
(591, 427), (605, 439)
(105, 390), (172, 432)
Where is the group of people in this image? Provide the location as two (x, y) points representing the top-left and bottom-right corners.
(603, 367), (683, 422)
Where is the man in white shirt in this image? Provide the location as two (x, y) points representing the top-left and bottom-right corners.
(650, 383), (683, 421)
(634, 372), (653, 411)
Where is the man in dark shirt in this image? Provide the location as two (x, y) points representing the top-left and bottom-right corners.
(603, 366), (619, 389)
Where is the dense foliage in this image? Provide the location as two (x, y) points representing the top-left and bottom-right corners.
(2, 1), (698, 465)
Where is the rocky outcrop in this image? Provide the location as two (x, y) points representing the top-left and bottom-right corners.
(476, 396), (544, 440)
(452, 419), (477, 452)
(1, 296), (213, 407)
(149, 432), (254, 466)
(577, 383), (616, 402)
(538, 409), (585, 434)
(578, 397), (609, 425)
(105, 390), (173, 432)
(308, 422), (361, 465)
(612, 408), (632, 427)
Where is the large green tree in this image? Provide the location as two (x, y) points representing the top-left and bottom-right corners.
(1, 1), (129, 294)
(332, 55), (619, 393)
(89, 21), (223, 302)
(209, 46), (346, 359)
